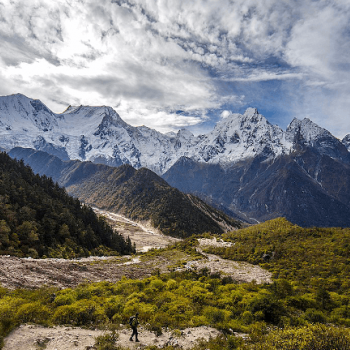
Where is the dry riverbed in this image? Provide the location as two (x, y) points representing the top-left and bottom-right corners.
(93, 207), (180, 252)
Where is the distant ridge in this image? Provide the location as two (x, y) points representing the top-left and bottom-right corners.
(2, 93), (349, 175)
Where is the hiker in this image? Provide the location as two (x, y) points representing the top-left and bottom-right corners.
(129, 312), (139, 342)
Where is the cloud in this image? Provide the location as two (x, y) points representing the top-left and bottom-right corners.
(220, 110), (232, 119)
(283, 1), (350, 137)
(0, 0), (350, 136)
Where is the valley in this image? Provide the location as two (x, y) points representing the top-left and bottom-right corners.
(1, 214), (350, 350)
(1, 210), (270, 350)
(0, 209), (271, 290)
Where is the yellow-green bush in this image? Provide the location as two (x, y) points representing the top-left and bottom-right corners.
(54, 289), (76, 306)
(52, 300), (107, 326)
(249, 324), (350, 350)
(15, 302), (50, 324)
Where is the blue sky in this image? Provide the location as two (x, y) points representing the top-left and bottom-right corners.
(0, 0), (350, 138)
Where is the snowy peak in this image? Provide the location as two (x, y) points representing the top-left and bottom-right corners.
(197, 107), (287, 164)
(0, 93), (349, 174)
(286, 117), (332, 143)
(243, 107), (259, 119)
(286, 117), (350, 161)
(177, 128), (194, 140)
(214, 108), (274, 135)
(60, 105), (126, 132)
(0, 93), (57, 132)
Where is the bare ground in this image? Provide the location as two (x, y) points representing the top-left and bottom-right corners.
(93, 208), (180, 253)
(0, 252), (187, 290)
(3, 324), (223, 350)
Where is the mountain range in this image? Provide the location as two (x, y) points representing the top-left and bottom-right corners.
(2, 93), (350, 228)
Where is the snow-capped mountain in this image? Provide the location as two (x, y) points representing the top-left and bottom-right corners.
(193, 107), (291, 163)
(0, 93), (348, 175)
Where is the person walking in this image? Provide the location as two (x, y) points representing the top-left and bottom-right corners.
(129, 312), (140, 342)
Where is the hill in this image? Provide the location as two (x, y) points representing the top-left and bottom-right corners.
(205, 217), (350, 292)
(0, 152), (134, 258)
(8, 148), (241, 237)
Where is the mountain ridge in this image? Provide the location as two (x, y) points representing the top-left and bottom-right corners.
(0, 151), (134, 258)
(163, 145), (350, 228)
(2, 93), (349, 175)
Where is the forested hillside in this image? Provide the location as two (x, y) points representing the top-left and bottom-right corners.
(0, 152), (134, 258)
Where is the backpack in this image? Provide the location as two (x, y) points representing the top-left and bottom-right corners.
(129, 316), (138, 327)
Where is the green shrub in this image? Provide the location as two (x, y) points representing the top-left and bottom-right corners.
(52, 300), (107, 326)
(15, 302), (50, 324)
(249, 294), (285, 324)
(94, 330), (119, 350)
(203, 306), (225, 325)
(250, 324), (350, 350)
(304, 308), (327, 324)
(54, 290), (76, 306)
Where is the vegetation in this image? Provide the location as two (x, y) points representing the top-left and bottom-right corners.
(0, 268), (349, 349)
(0, 152), (134, 257)
(0, 204), (350, 349)
(206, 218), (350, 293)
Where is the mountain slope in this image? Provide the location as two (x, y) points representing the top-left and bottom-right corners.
(9, 148), (241, 237)
(163, 147), (350, 227)
(0, 151), (134, 258)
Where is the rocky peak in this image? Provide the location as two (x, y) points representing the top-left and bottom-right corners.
(243, 107), (259, 119)
(286, 117), (332, 143)
(177, 129), (194, 141)
(342, 134), (350, 151)
(287, 118), (350, 162)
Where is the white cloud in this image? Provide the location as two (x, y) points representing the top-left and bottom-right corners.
(0, 0), (350, 136)
(220, 110), (232, 119)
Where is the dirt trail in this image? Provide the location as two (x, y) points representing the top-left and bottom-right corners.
(179, 237), (272, 284)
(3, 324), (222, 350)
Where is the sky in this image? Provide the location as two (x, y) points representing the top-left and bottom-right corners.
(0, 0), (350, 138)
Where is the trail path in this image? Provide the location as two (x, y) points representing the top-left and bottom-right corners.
(3, 325), (222, 350)
(179, 237), (272, 284)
